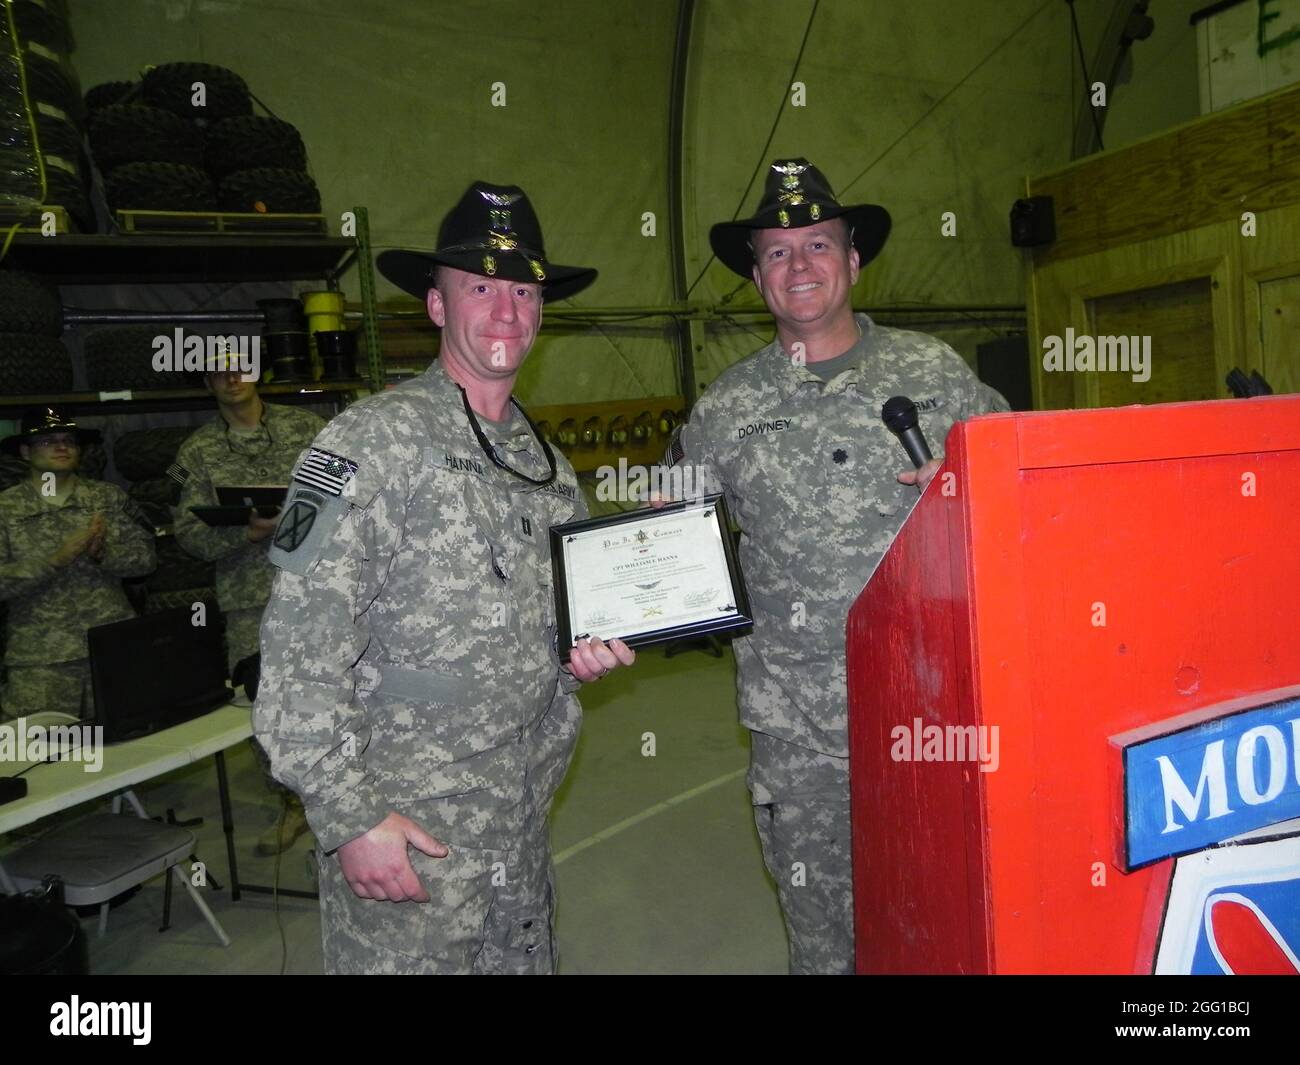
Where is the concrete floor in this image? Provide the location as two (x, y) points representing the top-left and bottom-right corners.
(7, 642), (789, 974)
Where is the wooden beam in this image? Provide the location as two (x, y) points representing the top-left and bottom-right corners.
(1029, 81), (1300, 266)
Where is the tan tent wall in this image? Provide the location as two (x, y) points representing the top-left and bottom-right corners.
(65, 0), (1213, 406)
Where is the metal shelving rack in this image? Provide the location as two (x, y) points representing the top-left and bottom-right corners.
(0, 203), (383, 412)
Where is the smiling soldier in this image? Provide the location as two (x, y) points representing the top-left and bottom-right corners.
(663, 159), (1009, 973)
(253, 182), (634, 974)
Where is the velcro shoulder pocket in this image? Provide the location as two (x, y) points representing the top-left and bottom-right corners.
(267, 486), (353, 576)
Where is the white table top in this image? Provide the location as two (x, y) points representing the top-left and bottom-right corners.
(0, 704), (253, 835)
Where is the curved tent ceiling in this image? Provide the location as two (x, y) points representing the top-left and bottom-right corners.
(65, 0), (1203, 401)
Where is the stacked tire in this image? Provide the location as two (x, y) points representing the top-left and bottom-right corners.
(0, 268), (72, 395)
(83, 80), (137, 112)
(85, 61), (319, 217)
(206, 114), (318, 213)
(4, 0), (71, 54)
(141, 62), (251, 126)
(87, 68), (216, 213)
(84, 324), (181, 393)
(0, 266), (107, 475)
(84, 325), (237, 393)
(0, 2), (92, 230)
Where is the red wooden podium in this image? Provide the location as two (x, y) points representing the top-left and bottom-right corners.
(847, 395), (1300, 974)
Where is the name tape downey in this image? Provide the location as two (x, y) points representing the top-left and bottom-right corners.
(1116, 694), (1300, 869)
(732, 396), (941, 442)
(736, 417), (791, 439)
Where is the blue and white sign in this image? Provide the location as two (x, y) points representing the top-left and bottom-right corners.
(1154, 829), (1300, 974)
(1120, 695), (1300, 869)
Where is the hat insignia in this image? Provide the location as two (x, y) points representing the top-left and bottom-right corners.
(810, 203), (821, 220)
(773, 160), (810, 212)
(773, 161), (808, 188)
(481, 190), (523, 247)
(778, 208), (790, 228)
(528, 258), (546, 281)
(483, 254), (497, 276)
(480, 190), (522, 208)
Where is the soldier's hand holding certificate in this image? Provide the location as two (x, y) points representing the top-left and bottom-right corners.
(550, 494), (752, 660)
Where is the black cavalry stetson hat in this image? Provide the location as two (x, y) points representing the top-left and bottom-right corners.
(709, 158), (891, 278)
(377, 181), (597, 302)
(0, 405), (102, 455)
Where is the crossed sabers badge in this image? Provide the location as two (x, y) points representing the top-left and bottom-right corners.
(477, 189), (545, 280)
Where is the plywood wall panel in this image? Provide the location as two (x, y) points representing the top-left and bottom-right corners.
(1027, 84), (1300, 268)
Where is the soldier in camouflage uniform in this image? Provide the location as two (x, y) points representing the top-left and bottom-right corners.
(0, 407), (155, 720)
(171, 362), (327, 674)
(171, 356), (326, 853)
(253, 182), (634, 974)
(665, 160), (1009, 973)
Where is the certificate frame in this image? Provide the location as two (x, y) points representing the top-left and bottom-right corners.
(550, 493), (752, 660)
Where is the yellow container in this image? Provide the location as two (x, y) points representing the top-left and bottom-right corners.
(302, 290), (345, 316)
(307, 312), (345, 335)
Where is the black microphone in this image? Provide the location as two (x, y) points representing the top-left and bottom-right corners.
(881, 395), (933, 468)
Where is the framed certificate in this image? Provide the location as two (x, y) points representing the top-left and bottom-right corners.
(551, 494), (752, 659)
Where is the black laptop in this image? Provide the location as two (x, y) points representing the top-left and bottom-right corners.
(88, 608), (234, 744)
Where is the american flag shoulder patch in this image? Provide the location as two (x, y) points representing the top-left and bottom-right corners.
(293, 447), (359, 497)
(166, 461), (190, 486)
